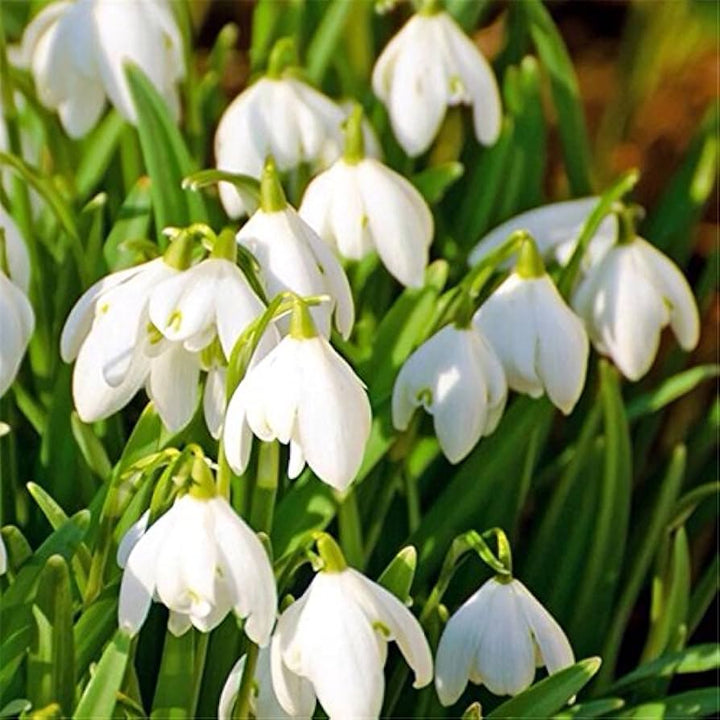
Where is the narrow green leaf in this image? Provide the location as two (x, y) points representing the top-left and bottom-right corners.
(411, 162), (464, 205)
(523, 0), (593, 195)
(668, 482), (720, 531)
(627, 365), (720, 420)
(0, 625), (31, 697)
(0, 525), (32, 573)
(73, 629), (132, 719)
(0, 700), (31, 719)
(377, 546), (417, 604)
(27, 556), (74, 716)
(487, 658), (602, 718)
(620, 687), (720, 718)
(151, 630), (204, 719)
(76, 111), (127, 200)
(553, 698), (625, 719)
(73, 586), (119, 679)
(306, 0), (354, 85)
(125, 63), (207, 234)
(71, 413), (112, 480)
(688, 554), (719, 637)
(445, 0), (492, 30)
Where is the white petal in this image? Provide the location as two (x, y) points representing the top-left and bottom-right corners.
(203, 366), (227, 440)
(345, 569), (433, 688)
(357, 158), (433, 287)
(0, 207), (30, 292)
(116, 510), (150, 569)
(513, 580), (574, 675)
(167, 610), (193, 637)
(255, 644), (315, 720)
(219, 656), (245, 720)
(0, 535), (7, 575)
(635, 238), (700, 351)
(0, 274), (34, 397)
(146, 343), (200, 432)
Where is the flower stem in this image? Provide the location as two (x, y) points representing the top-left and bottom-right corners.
(336, 488), (364, 568)
(232, 642), (259, 720)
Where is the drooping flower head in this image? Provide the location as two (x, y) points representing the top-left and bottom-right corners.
(572, 208), (700, 381)
(300, 105), (434, 288)
(271, 534), (433, 720)
(117, 456), (277, 642)
(474, 235), (589, 414)
(19, 0), (185, 138)
(372, 6), (501, 156)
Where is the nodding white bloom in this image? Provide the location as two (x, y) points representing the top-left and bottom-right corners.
(271, 535), (433, 720)
(392, 323), (507, 463)
(1, 210), (34, 398)
(118, 469), (277, 643)
(223, 306), (371, 491)
(60, 256), (198, 431)
(300, 107), (434, 288)
(19, 0), (184, 138)
(468, 198), (619, 271)
(372, 8), (501, 157)
(435, 576), (574, 702)
(237, 159), (354, 339)
(219, 648), (314, 720)
(474, 239), (589, 414)
(214, 38), (378, 218)
(572, 233), (700, 381)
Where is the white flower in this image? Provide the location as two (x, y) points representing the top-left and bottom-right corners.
(60, 257), (202, 431)
(271, 550), (433, 719)
(118, 490), (277, 643)
(216, 76), (347, 218)
(219, 648), (314, 720)
(19, 0), (184, 138)
(0, 534), (7, 575)
(392, 324), (507, 463)
(435, 576), (574, 703)
(299, 156), (433, 288)
(572, 236), (700, 381)
(236, 202), (354, 340)
(1, 206), (31, 293)
(468, 198), (618, 270)
(473, 247), (589, 414)
(372, 9), (501, 156)
(223, 331), (371, 491)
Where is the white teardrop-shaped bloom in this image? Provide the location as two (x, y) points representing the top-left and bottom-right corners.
(299, 157), (434, 288)
(572, 237), (700, 381)
(219, 648), (315, 720)
(223, 334), (371, 491)
(392, 324), (507, 463)
(436, 576), (574, 703)
(468, 198), (618, 271)
(19, 0), (184, 138)
(0, 271), (35, 398)
(60, 258), (202, 431)
(271, 568), (433, 720)
(236, 206), (354, 339)
(118, 493), (277, 643)
(474, 274), (589, 414)
(372, 10), (501, 156)
(216, 77), (347, 217)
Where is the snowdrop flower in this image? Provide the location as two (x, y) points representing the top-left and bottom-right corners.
(118, 458), (277, 642)
(372, 6), (501, 156)
(392, 323), (507, 463)
(236, 157), (354, 339)
(215, 39), (370, 217)
(1, 214), (34, 398)
(474, 237), (589, 414)
(271, 534), (433, 720)
(19, 0), (184, 138)
(469, 198), (619, 270)
(224, 300), (371, 490)
(300, 106), (433, 288)
(60, 236), (200, 431)
(436, 575), (574, 702)
(219, 648), (314, 720)
(572, 213), (700, 381)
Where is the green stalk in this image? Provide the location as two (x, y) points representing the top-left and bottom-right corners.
(336, 488), (364, 569)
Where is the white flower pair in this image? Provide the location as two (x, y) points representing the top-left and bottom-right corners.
(1, 207), (34, 398)
(19, 0), (185, 138)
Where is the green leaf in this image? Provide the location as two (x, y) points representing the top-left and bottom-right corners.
(0, 625), (31, 698)
(487, 658), (602, 718)
(627, 365), (720, 420)
(306, 0), (354, 85)
(523, 0), (593, 195)
(0, 525), (32, 573)
(73, 585), (119, 679)
(445, 0), (492, 30)
(0, 699), (31, 719)
(125, 64), (207, 234)
(115, 403), (164, 475)
(103, 176), (154, 270)
(377, 546), (417, 604)
(620, 688), (720, 718)
(411, 162), (464, 205)
(567, 361), (632, 654)
(71, 413), (112, 480)
(611, 645), (720, 695)
(73, 629), (132, 719)
(27, 556), (75, 716)
(667, 482), (719, 531)
(553, 698), (625, 719)
(75, 111), (127, 200)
